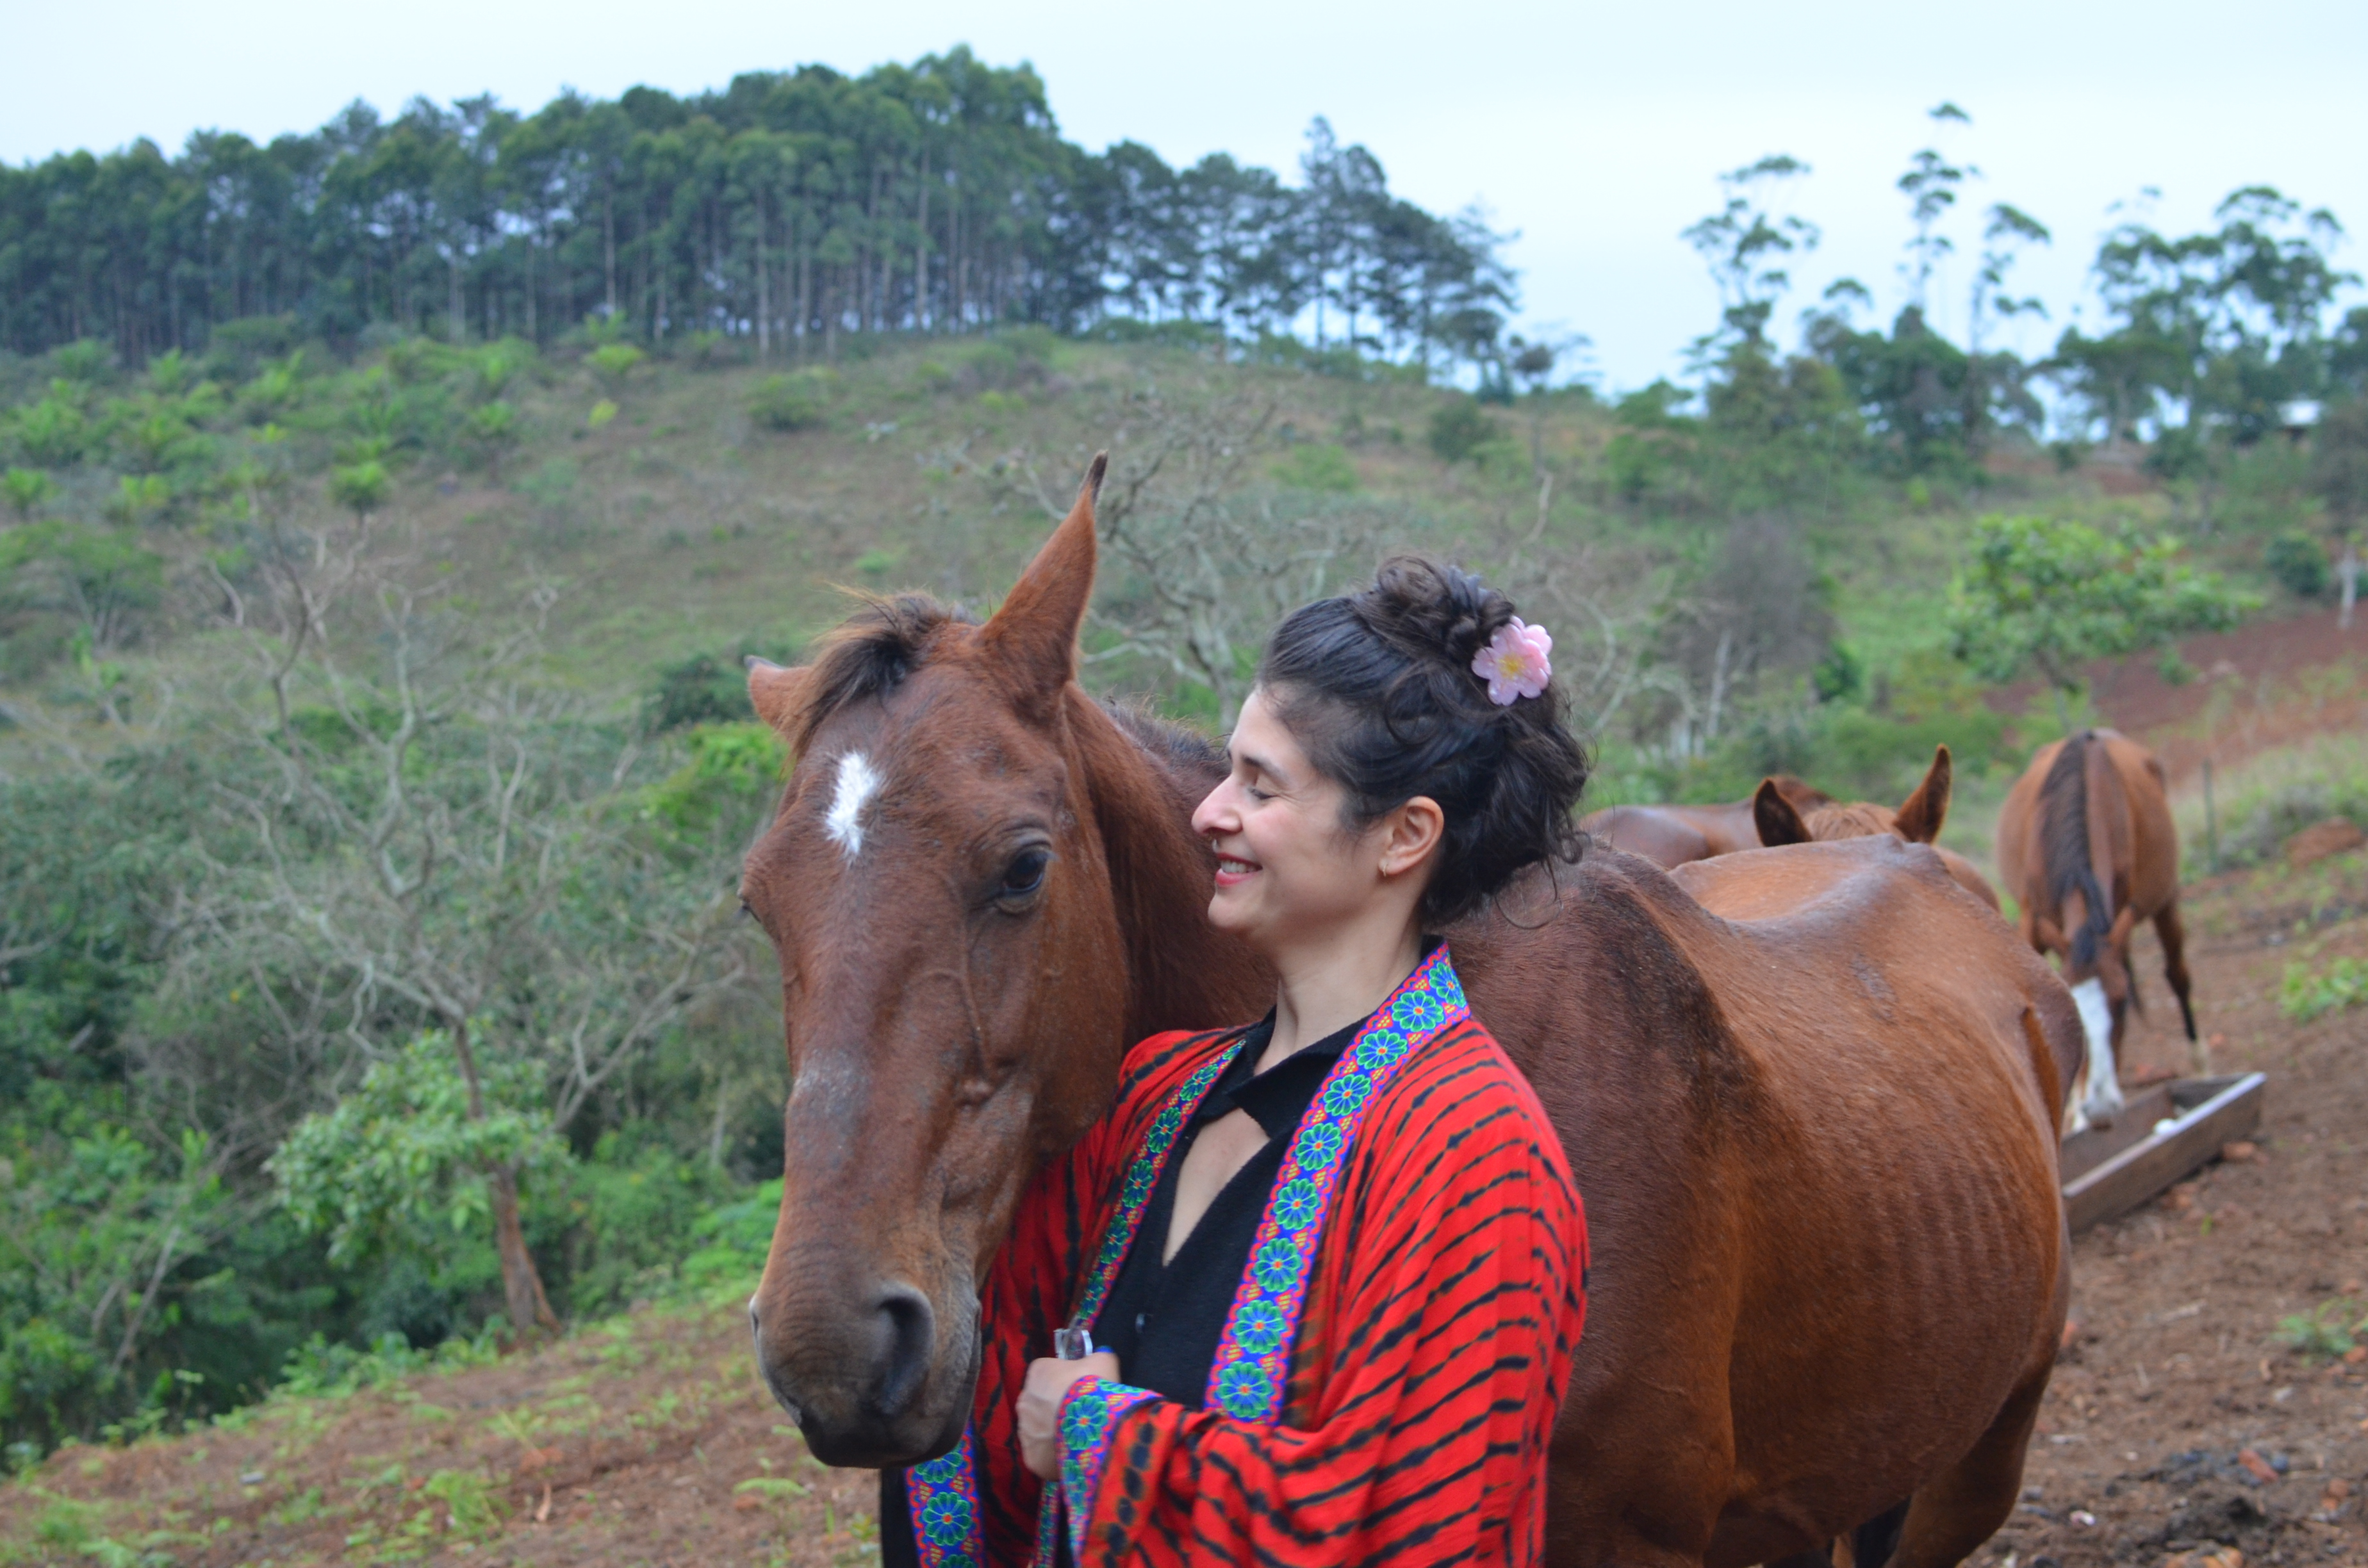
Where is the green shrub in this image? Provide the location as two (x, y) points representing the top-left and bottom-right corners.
(748, 372), (830, 432)
(2265, 531), (2330, 598)
(1426, 398), (1499, 463)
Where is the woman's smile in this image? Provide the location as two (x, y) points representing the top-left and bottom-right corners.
(1213, 853), (1261, 887)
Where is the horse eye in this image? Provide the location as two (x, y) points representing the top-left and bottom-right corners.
(998, 848), (1049, 903)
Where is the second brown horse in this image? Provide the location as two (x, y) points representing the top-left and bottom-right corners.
(740, 474), (2080, 1568)
(1994, 728), (2200, 1130)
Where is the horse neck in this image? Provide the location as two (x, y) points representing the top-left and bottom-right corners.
(1064, 689), (1270, 1043)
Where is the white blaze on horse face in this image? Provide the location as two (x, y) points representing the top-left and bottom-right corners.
(2071, 977), (2124, 1127)
(825, 751), (883, 860)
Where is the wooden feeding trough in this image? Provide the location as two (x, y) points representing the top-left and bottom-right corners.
(2059, 1072), (2267, 1232)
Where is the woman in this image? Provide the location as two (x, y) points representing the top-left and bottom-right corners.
(892, 558), (1589, 1566)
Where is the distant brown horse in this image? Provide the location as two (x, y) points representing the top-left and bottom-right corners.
(739, 464), (2080, 1568)
(1580, 778), (1832, 867)
(1994, 728), (2199, 1131)
(1750, 746), (2003, 911)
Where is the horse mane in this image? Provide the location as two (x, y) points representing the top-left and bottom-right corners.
(1802, 801), (1896, 840)
(789, 591), (1227, 795)
(1102, 699), (1226, 783)
(2039, 731), (2114, 967)
(791, 592), (974, 753)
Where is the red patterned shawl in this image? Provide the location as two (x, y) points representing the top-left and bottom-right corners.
(945, 970), (1586, 1567)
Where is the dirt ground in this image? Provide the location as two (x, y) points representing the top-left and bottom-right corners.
(1987, 842), (2368, 1568)
(4, 829), (2363, 1568)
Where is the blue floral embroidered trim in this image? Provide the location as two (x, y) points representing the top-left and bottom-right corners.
(1057, 1377), (1158, 1563)
(919, 1041), (1241, 1568)
(905, 1432), (983, 1568)
(1203, 944), (1467, 1423)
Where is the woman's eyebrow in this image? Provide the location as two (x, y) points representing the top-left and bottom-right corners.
(1236, 749), (1289, 787)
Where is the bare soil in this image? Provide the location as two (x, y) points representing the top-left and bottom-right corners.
(4, 845), (2364, 1568)
(1996, 844), (2368, 1568)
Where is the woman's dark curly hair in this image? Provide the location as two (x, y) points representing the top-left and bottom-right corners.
(1257, 555), (1590, 927)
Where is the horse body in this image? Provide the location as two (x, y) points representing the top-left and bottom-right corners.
(1453, 841), (2071, 1567)
(1994, 729), (2199, 1130)
(741, 471), (2077, 1567)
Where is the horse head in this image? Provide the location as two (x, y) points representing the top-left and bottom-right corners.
(738, 459), (1139, 1466)
(737, 457), (1262, 1467)
(1752, 746), (1952, 849)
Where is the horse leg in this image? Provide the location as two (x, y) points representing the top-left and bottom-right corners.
(2153, 901), (2203, 1073)
(1878, 1343), (2053, 1568)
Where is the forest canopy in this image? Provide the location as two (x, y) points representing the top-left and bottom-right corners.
(0, 49), (1513, 375)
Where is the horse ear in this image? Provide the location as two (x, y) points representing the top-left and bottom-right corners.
(746, 657), (814, 741)
(982, 453), (1106, 715)
(1754, 778), (1811, 846)
(1894, 744), (1952, 844)
(1770, 774), (1834, 812)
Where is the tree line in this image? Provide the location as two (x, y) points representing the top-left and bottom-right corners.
(0, 48), (1513, 374)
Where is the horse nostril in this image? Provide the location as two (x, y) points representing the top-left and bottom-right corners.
(869, 1285), (936, 1419)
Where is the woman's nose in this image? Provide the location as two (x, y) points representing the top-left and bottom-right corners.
(1191, 783), (1231, 837)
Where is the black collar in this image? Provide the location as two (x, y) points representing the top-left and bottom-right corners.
(1192, 1011), (1360, 1141)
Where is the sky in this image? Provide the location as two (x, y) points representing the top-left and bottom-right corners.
(6, 0), (2365, 391)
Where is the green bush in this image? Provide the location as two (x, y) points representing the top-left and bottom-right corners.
(748, 372), (830, 432)
(1426, 397), (1500, 463)
(2265, 531), (2330, 598)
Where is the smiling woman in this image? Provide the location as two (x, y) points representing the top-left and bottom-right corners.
(888, 553), (1593, 1567)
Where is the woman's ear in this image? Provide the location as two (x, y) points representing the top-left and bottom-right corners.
(1377, 796), (1446, 880)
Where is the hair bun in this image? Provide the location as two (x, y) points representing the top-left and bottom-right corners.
(1259, 555), (1590, 928)
(1356, 557), (1513, 671)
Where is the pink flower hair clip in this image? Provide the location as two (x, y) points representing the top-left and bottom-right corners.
(1470, 617), (1553, 705)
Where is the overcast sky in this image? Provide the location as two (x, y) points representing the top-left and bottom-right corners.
(6, 0), (2364, 390)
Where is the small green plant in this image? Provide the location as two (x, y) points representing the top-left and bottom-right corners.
(2280, 955), (2368, 1022)
(749, 372), (830, 432)
(329, 459), (390, 525)
(420, 1467), (507, 1539)
(464, 400), (522, 480)
(1427, 398), (1500, 464)
(2275, 1296), (2367, 1360)
(588, 343), (645, 389)
(4, 465), (60, 519)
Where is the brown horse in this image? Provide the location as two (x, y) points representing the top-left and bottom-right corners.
(740, 467), (2080, 1568)
(1579, 778), (1832, 868)
(1749, 747), (2003, 911)
(1994, 728), (2200, 1131)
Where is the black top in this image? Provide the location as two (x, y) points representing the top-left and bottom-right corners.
(882, 1013), (1356, 1567)
(1091, 1011), (1356, 1403)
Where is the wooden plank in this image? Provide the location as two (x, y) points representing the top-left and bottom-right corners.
(2062, 1073), (2267, 1232)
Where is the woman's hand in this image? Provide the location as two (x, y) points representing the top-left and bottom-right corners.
(1017, 1351), (1121, 1480)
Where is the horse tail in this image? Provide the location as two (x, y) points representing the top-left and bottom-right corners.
(2039, 731), (2116, 967)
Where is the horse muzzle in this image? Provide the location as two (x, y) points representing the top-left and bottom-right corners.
(750, 1275), (978, 1467)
